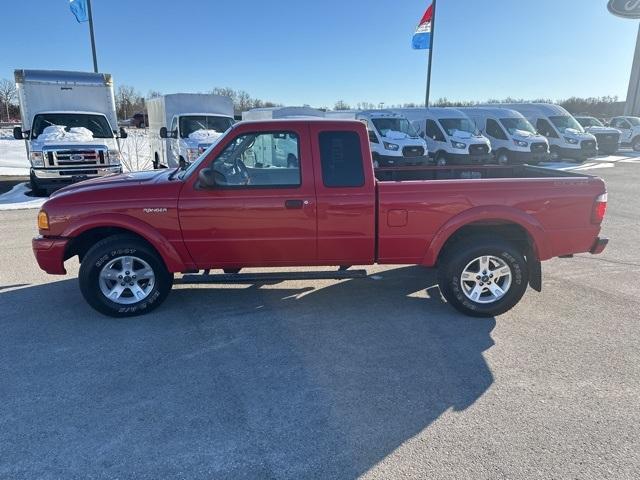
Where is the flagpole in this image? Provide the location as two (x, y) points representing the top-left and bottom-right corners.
(87, 0), (98, 73)
(425, 0), (437, 107)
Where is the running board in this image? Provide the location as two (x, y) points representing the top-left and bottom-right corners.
(177, 269), (368, 284)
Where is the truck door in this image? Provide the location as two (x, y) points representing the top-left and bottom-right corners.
(178, 124), (317, 268)
(309, 123), (376, 264)
(169, 116), (179, 167)
(611, 118), (633, 144)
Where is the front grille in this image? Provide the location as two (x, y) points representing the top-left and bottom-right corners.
(59, 169), (98, 176)
(594, 133), (620, 144)
(581, 140), (597, 151)
(402, 146), (425, 158)
(531, 142), (548, 153)
(469, 144), (489, 155)
(43, 148), (107, 167)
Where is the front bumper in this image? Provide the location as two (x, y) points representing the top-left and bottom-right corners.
(446, 153), (493, 165)
(509, 150), (550, 164)
(31, 165), (122, 189)
(376, 154), (429, 167)
(590, 237), (609, 255)
(32, 236), (70, 275)
(593, 135), (620, 154)
(557, 146), (596, 161)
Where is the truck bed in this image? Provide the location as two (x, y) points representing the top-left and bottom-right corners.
(374, 164), (586, 182)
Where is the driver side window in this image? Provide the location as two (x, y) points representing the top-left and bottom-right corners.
(536, 119), (558, 138)
(170, 117), (178, 137)
(212, 132), (301, 188)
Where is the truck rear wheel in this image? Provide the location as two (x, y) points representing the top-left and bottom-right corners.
(79, 234), (173, 317)
(437, 236), (529, 317)
(496, 150), (510, 165)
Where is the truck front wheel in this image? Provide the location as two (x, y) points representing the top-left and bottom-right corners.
(437, 236), (529, 317)
(79, 235), (173, 317)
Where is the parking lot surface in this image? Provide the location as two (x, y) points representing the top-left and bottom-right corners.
(1, 161), (639, 479)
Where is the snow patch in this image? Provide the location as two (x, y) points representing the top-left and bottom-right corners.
(0, 183), (46, 211)
(188, 129), (224, 142)
(382, 130), (408, 140)
(36, 125), (94, 142)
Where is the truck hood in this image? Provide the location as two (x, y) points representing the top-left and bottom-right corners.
(563, 128), (596, 141)
(50, 169), (175, 198)
(511, 130), (547, 143)
(584, 126), (621, 135)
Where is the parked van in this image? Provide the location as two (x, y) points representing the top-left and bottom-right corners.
(12, 69), (125, 194)
(395, 108), (492, 166)
(495, 104), (597, 162)
(148, 94), (234, 169)
(459, 107), (549, 165)
(574, 116), (621, 155)
(608, 116), (640, 151)
(324, 110), (429, 167)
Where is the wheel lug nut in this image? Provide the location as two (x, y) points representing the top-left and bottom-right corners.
(120, 282), (125, 286)
(125, 271), (130, 275)
(490, 274), (494, 278)
(476, 276), (481, 280)
(129, 283), (134, 286)
(118, 275), (123, 279)
(480, 282), (484, 286)
(132, 275), (137, 279)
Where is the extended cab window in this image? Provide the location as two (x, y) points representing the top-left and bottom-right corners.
(212, 132), (301, 187)
(425, 120), (446, 142)
(319, 131), (365, 188)
(486, 119), (508, 140)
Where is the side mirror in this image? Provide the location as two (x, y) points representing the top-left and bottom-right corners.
(198, 167), (217, 188)
(119, 127), (128, 139)
(160, 127), (168, 139)
(13, 126), (23, 140)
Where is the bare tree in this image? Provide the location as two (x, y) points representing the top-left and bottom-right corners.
(0, 78), (17, 121)
(115, 85), (144, 120)
(334, 100), (351, 111)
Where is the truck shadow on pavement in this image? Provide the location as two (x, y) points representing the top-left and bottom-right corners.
(0, 266), (495, 479)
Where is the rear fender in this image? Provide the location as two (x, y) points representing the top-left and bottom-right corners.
(422, 206), (551, 267)
(63, 213), (189, 272)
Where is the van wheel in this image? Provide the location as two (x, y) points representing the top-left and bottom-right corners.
(437, 235), (529, 317)
(79, 235), (173, 317)
(632, 137), (640, 152)
(549, 146), (561, 161)
(435, 152), (447, 166)
(496, 150), (510, 165)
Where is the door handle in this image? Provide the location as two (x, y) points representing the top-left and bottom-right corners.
(285, 199), (306, 209)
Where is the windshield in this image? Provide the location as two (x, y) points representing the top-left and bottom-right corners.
(438, 118), (478, 136)
(549, 115), (584, 134)
(371, 118), (419, 138)
(177, 128), (235, 180)
(179, 115), (234, 138)
(500, 117), (537, 135)
(576, 117), (603, 128)
(31, 113), (113, 139)
(627, 117), (640, 126)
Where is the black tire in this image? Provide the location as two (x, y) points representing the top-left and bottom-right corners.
(79, 234), (173, 317)
(437, 235), (529, 317)
(495, 149), (510, 165)
(632, 137), (640, 152)
(29, 173), (46, 197)
(435, 151), (448, 166)
(549, 146), (561, 161)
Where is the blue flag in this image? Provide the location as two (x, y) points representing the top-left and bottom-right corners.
(69, 0), (89, 23)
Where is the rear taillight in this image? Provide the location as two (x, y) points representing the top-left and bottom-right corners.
(592, 193), (607, 224)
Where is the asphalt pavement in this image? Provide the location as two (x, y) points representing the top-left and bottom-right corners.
(0, 162), (638, 479)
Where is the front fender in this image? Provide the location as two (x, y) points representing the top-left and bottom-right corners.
(63, 213), (189, 272)
(421, 206), (551, 267)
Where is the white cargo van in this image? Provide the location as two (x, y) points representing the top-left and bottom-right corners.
(495, 104), (597, 162)
(13, 69), (125, 194)
(148, 94), (234, 169)
(574, 116), (621, 155)
(395, 108), (492, 166)
(608, 116), (640, 151)
(459, 107), (549, 165)
(324, 110), (429, 167)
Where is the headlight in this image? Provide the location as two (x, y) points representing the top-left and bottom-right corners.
(187, 148), (200, 161)
(107, 149), (121, 163)
(451, 141), (466, 149)
(30, 152), (45, 167)
(383, 142), (400, 151)
(514, 139), (528, 148)
(564, 136), (579, 145)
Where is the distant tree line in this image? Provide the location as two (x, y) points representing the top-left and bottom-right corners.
(0, 75), (628, 122)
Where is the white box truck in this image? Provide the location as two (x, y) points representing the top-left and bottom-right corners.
(323, 110), (429, 167)
(395, 108), (492, 166)
(459, 107), (549, 165)
(148, 94), (234, 169)
(492, 104), (597, 162)
(12, 69), (125, 194)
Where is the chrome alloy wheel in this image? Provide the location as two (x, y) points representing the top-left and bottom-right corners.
(460, 255), (512, 304)
(98, 256), (156, 305)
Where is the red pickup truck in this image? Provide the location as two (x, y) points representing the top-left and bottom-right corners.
(33, 119), (608, 318)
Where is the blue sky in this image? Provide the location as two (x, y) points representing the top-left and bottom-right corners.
(2, 0), (638, 107)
